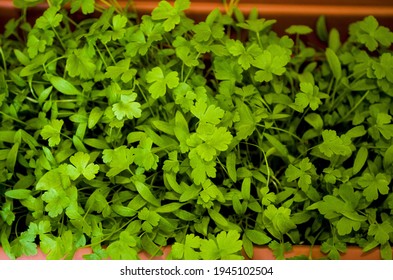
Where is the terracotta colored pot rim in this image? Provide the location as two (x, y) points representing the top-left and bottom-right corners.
(131, 2), (393, 17)
(0, 245), (389, 260)
(4, 1), (393, 17)
(251, 245), (388, 260)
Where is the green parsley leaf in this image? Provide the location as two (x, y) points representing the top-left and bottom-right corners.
(112, 92), (141, 120)
(226, 40), (262, 70)
(70, 0), (95, 14)
(349, 16), (393, 51)
(106, 231), (138, 260)
(318, 130), (352, 158)
(321, 238), (346, 260)
(263, 205), (296, 238)
(66, 47), (97, 80)
(40, 119), (64, 147)
(189, 149), (216, 185)
(358, 173), (390, 202)
(200, 230), (243, 260)
(171, 234), (201, 260)
(102, 146), (135, 177)
(368, 221), (393, 244)
(163, 151), (180, 173)
(105, 58), (137, 83)
(151, 0), (190, 31)
(294, 82), (329, 112)
(191, 101), (224, 125)
(237, 19), (276, 34)
(252, 45), (290, 82)
(134, 137), (159, 171)
(146, 67), (179, 98)
(285, 158), (314, 192)
(67, 152), (99, 180)
(268, 241), (292, 260)
(35, 7), (63, 29)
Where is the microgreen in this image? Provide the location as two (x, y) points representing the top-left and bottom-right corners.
(1, 0), (393, 261)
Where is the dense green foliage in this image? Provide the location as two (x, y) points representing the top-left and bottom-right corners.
(1, 0), (393, 260)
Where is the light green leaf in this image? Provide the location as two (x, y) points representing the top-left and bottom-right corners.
(226, 152), (237, 182)
(286, 25), (313, 35)
(48, 75), (81, 95)
(146, 67), (179, 99)
(353, 146), (368, 175)
(68, 152), (99, 180)
(135, 181), (161, 207)
(41, 119), (64, 147)
(245, 229), (272, 245)
(5, 189), (31, 200)
(325, 48), (342, 80)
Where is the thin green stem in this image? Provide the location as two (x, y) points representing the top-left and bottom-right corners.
(242, 141), (271, 190)
(109, 0), (124, 15)
(338, 90), (370, 124)
(51, 27), (66, 51)
(256, 32), (263, 49)
(104, 43), (116, 64)
(94, 43), (108, 68)
(0, 111), (26, 125)
(85, 217), (137, 248)
(0, 48), (7, 72)
(256, 124), (304, 143)
(181, 62), (184, 82)
(328, 78), (336, 107)
(136, 82), (156, 118)
(183, 53), (200, 82)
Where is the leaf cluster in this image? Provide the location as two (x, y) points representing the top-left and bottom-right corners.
(1, 0), (393, 260)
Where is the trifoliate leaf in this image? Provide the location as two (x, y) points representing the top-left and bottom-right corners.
(237, 19), (276, 34)
(171, 234), (201, 260)
(285, 158), (314, 191)
(134, 137), (159, 171)
(191, 102), (224, 125)
(146, 67), (179, 98)
(106, 231), (138, 260)
(163, 151), (180, 173)
(349, 16), (393, 51)
(252, 45), (290, 82)
(112, 92), (141, 120)
(70, 0), (95, 14)
(368, 221), (393, 244)
(318, 130), (352, 158)
(151, 0), (190, 31)
(263, 205), (296, 238)
(66, 47), (96, 80)
(105, 58), (136, 83)
(189, 150), (216, 185)
(102, 146), (135, 177)
(67, 152), (99, 180)
(358, 173), (390, 202)
(35, 7), (63, 29)
(200, 230), (243, 260)
(295, 82), (328, 111)
(41, 119), (64, 147)
(138, 207), (161, 232)
(321, 238), (346, 260)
